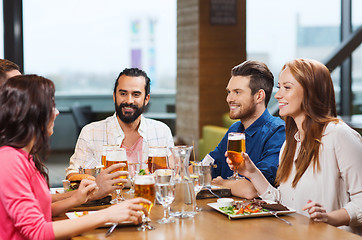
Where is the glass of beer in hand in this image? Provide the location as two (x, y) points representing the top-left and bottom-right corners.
(106, 147), (128, 204)
(101, 144), (119, 169)
(134, 174), (156, 231)
(147, 147), (168, 173)
(227, 132), (246, 180)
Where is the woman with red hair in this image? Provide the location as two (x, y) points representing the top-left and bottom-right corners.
(228, 59), (362, 235)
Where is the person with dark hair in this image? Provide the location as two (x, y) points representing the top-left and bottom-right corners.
(202, 60), (285, 199)
(114, 68), (151, 98)
(228, 59), (362, 235)
(66, 68), (174, 194)
(0, 75), (150, 239)
(0, 58), (21, 85)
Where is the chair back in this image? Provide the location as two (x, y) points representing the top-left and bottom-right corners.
(71, 105), (96, 135)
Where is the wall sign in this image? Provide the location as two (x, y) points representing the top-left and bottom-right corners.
(210, 0), (237, 25)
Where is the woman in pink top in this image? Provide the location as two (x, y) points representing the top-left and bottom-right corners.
(0, 75), (151, 239)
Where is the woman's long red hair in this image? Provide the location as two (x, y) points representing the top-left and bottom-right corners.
(275, 59), (339, 188)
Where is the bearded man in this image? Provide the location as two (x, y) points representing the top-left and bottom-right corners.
(202, 60), (285, 199)
(66, 68), (174, 180)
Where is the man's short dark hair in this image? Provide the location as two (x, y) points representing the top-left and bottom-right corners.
(0, 59), (20, 85)
(231, 60), (274, 106)
(113, 68), (151, 97)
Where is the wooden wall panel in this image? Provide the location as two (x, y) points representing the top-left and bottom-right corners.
(177, 0), (199, 145)
(176, 0), (246, 156)
(199, 0), (246, 129)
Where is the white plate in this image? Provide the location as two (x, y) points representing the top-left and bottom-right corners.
(65, 211), (134, 227)
(50, 188), (64, 194)
(207, 202), (296, 219)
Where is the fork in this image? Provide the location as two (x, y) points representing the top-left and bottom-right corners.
(203, 186), (221, 198)
(269, 211), (292, 226)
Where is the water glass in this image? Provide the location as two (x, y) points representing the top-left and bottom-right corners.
(126, 150), (141, 194)
(191, 165), (204, 212)
(154, 169), (176, 224)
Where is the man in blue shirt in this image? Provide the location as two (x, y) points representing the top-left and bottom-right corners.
(202, 60), (285, 199)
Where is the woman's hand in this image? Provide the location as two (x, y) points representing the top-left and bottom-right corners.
(104, 198), (151, 224)
(73, 179), (98, 205)
(226, 152), (258, 179)
(302, 200), (328, 223)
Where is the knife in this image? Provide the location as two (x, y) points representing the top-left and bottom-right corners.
(105, 223), (118, 237)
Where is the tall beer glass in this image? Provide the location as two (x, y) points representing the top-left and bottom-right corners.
(101, 144), (119, 169)
(147, 147), (168, 173)
(134, 174), (156, 231)
(106, 147), (128, 204)
(227, 132), (246, 180)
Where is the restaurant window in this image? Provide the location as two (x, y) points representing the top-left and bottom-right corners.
(23, 0), (176, 101)
(246, 0), (342, 113)
(352, 0), (362, 116)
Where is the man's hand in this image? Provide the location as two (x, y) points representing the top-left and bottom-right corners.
(211, 176), (227, 186)
(89, 163), (129, 200)
(211, 176), (258, 199)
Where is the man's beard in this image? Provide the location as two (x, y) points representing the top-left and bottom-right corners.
(115, 102), (145, 124)
(229, 101), (257, 122)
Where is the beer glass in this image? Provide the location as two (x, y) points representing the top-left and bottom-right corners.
(106, 147), (128, 204)
(147, 147), (168, 173)
(227, 132), (246, 180)
(126, 150), (141, 194)
(134, 174), (156, 231)
(101, 144), (119, 169)
(155, 169), (176, 224)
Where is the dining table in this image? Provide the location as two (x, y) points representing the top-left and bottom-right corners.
(53, 191), (361, 240)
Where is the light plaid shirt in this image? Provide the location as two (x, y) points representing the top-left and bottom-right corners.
(66, 113), (174, 176)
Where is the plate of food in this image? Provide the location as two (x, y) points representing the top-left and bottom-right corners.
(208, 198), (296, 219)
(65, 211), (135, 227)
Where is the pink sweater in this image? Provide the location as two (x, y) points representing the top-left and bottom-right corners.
(0, 146), (54, 240)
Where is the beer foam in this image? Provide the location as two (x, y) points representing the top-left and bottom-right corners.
(228, 133), (245, 140)
(107, 148), (127, 161)
(135, 176), (155, 185)
(148, 147), (168, 157)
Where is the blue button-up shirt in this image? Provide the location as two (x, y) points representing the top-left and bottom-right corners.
(210, 109), (285, 185)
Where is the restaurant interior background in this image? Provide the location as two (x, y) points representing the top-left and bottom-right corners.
(1, 0), (361, 187)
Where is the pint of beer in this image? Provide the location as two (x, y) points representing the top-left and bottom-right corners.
(147, 147), (168, 173)
(101, 144), (119, 169)
(227, 132), (246, 167)
(101, 155), (106, 168)
(105, 147), (128, 185)
(134, 175), (156, 213)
